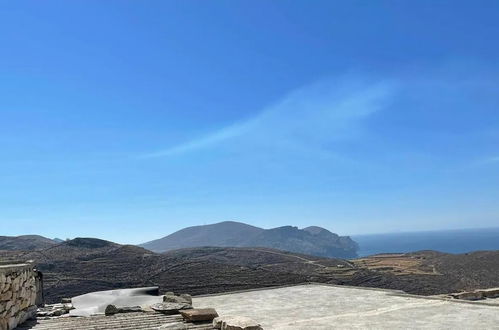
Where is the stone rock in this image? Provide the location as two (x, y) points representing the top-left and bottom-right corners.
(104, 304), (142, 316)
(37, 302), (76, 318)
(118, 306), (143, 313)
(479, 288), (499, 298)
(150, 302), (192, 315)
(180, 308), (218, 322)
(62, 303), (74, 311)
(2, 283), (10, 294)
(105, 304), (119, 316)
(163, 294), (190, 304)
(12, 276), (21, 292)
(51, 309), (66, 317)
(20, 298), (31, 310)
(452, 291), (484, 300)
(213, 316), (263, 330)
(17, 305), (37, 325)
(0, 290), (13, 301)
(8, 317), (17, 330)
(179, 294), (192, 304)
(10, 304), (19, 316)
(61, 297), (72, 303)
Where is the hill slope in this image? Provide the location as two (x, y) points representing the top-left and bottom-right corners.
(10, 238), (332, 303)
(140, 221), (263, 252)
(0, 235), (58, 251)
(140, 221), (358, 258)
(3, 239), (499, 303)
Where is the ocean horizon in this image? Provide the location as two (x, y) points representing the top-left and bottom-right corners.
(352, 227), (499, 257)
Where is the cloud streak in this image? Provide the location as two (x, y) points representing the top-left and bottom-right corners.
(141, 76), (396, 159)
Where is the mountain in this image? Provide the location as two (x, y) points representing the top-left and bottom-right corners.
(249, 226), (358, 258)
(0, 235), (58, 251)
(140, 221), (264, 252)
(139, 221), (358, 258)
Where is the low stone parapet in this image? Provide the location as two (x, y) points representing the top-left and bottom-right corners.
(0, 262), (42, 330)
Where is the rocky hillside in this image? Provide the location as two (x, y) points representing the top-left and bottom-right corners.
(140, 221), (358, 258)
(7, 238), (325, 303)
(0, 235), (58, 251)
(3, 237), (499, 303)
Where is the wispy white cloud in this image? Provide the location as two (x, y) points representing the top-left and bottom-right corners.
(141, 76), (396, 159)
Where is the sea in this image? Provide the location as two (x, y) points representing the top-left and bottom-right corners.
(352, 227), (499, 257)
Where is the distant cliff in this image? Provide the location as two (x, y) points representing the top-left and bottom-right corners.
(139, 221), (358, 258)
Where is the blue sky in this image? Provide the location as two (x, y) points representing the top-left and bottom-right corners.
(1, 0), (499, 243)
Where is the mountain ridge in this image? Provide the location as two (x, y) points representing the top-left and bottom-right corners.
(139, 221), (359, 258)
(0, 235), (59, 251)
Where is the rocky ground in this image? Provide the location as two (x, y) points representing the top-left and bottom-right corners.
(2, 238), (499, 303)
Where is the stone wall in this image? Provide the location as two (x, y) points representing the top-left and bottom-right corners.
(0, 262), (42, 330)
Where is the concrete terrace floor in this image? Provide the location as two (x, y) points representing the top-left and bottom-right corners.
(194, 284), (499, 329)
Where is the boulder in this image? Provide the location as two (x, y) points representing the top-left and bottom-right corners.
(179, 294), (192, 304)
(163, 295), (191, 304)
(213, 316), (263, 330)
(118, 306), (143, 313)
(105, 304), (143, 315)
(105, 304), (119, 316)
(180, 308), (218, 322)
(151, 302), (192, 315)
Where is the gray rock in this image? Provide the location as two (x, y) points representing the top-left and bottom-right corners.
(163, 295), (191, 304)
(179, 294), (192, 304)
(37, 303), (71, 318)
(180, 308), (218, 322)
(118, 306), (144, 313)
(50, 309), (66, 317)
(0, 290), (13, 301)
(151, 302), (192, 315)
(105, 304), (143, 315)
(213, 316), (263, 330)
(105, 304), (119, 316)
(451, 291), (484, 301)
(479, 288), (499, 298)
